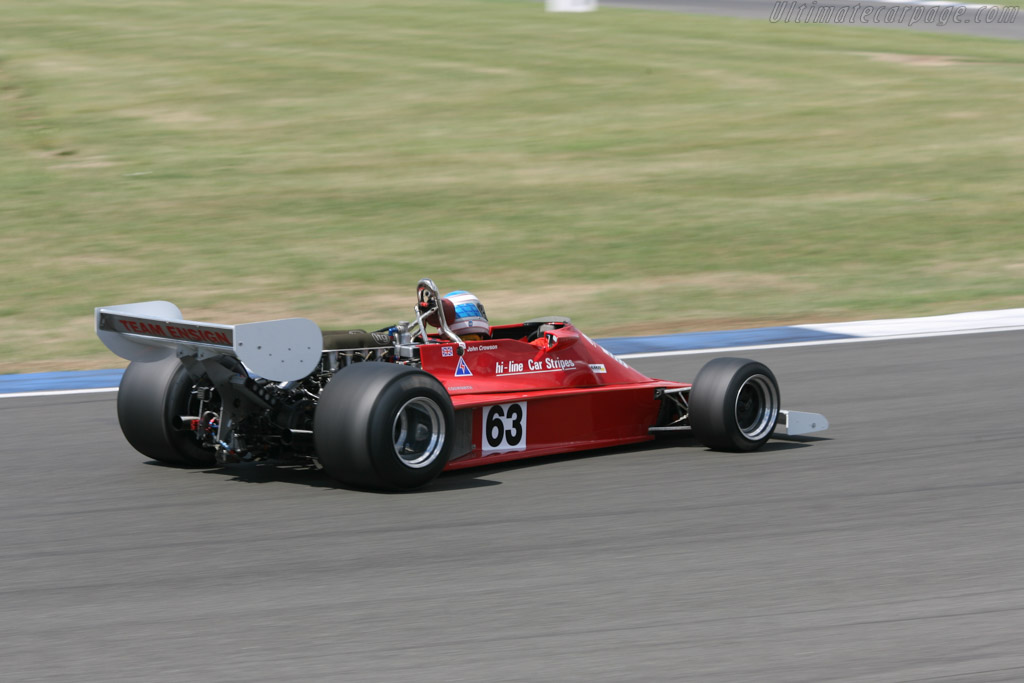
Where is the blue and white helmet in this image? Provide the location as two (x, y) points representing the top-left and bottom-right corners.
(444, 290), (489, 339)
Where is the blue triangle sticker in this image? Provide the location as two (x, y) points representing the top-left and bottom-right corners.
(454, 357), (473, 377)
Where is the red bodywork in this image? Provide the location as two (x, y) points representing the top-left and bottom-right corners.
(416, 322), (687, 470)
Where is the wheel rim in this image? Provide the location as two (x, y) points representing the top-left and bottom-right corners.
(392, 397), (446, 468)
(734, 374), (779, 441)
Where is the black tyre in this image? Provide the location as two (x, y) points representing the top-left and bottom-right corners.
(117, 356), (217, 467)
(314, 363), (454, 491)
(689, 357), (780, 452)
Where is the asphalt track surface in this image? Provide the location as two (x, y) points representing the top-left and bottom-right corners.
(3, 330), (1023, 682)
(604, 0), (1024, 40)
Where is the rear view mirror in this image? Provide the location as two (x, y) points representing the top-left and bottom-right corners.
(531, 328), (579, 357)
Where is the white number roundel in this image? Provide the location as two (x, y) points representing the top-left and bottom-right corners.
(482, 402), (527, 453)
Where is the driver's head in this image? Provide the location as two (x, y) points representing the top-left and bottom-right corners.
(444, 290), (489, 341)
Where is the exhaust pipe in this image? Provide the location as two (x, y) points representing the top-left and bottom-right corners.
(173, 415), (201, 431)
(281, 428), (313, 446)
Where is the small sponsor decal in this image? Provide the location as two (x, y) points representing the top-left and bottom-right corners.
(589, 364), (607, 374)
(455, 357), (473, 377)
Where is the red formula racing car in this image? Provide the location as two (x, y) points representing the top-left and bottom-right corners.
(95, 279), (828, 490)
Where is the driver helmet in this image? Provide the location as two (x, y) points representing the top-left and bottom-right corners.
(445, 290), (489, 340)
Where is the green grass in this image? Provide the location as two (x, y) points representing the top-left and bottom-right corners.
(2, 0), (1024, 372)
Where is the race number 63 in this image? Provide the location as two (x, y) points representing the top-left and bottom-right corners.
(482, 402), (527, 453)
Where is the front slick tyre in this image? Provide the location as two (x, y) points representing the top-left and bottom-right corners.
(314, 363), (454, 491)
(117, 356), (217, 467)
(689, 357), (780, 453)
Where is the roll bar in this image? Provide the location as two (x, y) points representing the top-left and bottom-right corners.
(414, 278), (466, 355)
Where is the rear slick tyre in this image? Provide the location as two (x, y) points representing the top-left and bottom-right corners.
(117, 356), (217, 467)
(314, 363), (454, 491)
(689, 357), (780, 452)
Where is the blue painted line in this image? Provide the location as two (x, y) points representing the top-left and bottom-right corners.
(596, 326), (855, 355)
(0, 369), (125, 394)
(0, 325), (852, 394)
(2, 309), (1018, 395)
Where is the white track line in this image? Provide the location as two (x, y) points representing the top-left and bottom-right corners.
(617, 324), (1024, 359)
(0, 387), (119, 400)
(3, 316), (1023, 398)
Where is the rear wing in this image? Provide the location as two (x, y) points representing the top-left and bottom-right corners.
(95, 301), (323, 382)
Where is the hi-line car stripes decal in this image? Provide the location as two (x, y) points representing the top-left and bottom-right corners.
(2, 308), (1023, 396)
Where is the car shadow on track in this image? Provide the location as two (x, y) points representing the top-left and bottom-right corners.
(435, 434), (830, 484)
(155, 434), (829, 492)
(158, 460), (504, 493)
